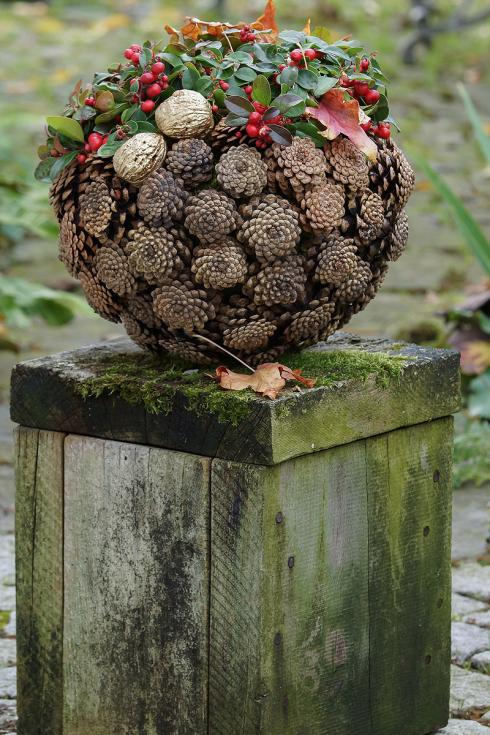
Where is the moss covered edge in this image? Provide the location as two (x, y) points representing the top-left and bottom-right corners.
(74, 348), (407, 427)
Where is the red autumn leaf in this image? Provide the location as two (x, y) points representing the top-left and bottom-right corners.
(255, 0), (279, 40)
(305, 88), (378, 162)
(216, 363), (316, 400)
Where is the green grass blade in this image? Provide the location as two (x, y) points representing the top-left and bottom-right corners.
(414, 155), (490, 276)
(458, 83), (490, 166)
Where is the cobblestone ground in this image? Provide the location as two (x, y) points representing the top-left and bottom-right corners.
(0, 409), (488, 732)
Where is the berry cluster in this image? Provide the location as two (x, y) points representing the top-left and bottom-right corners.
(239, 24), (256, 43)
(126, 54), (169, 114)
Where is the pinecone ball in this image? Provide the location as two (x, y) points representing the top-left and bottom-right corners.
(42, 19), (415, 365)
(184, 190), (240, 243)
(166, 139), (214, 186)
(216, 145), (268, 199)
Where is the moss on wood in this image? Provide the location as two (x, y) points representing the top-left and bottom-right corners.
(74, 348), (406, 427)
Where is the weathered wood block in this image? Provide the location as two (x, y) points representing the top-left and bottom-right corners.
(11, 334), (460, 735)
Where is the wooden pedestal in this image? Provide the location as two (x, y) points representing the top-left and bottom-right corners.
(10, 335), (460, 735)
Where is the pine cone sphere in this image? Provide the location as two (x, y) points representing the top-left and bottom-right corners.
(51, 129), (413, 363)
(216, 145), (268, 199)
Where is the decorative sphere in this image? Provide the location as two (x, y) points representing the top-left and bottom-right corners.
(155, 90), (214, 139)
(113, 133), (167, 186)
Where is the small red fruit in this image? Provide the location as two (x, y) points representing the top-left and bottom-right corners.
(278, 64), (286, 71)
(130, 44), (141, 51)
(361, 120), (372, 132)
(140, 72), (154, 85)
(248, 111), (262, 124)
(364, 88), (380, 105)
(253, 101), (267, 113)
(85, 96), (96, 107)
(360, 57), (370, 72)
(219, 80), (229, 91)
(131, 53), (140, 65)
(235, 131), (242, 138)
(88, 132), (104, 152)
(84, 142), (91, 152)
(246, 123), (259, 138)
(211, 104), (219, 113)
(77, 153), (87, 164)
(304, 49), (317, 60)
(116, 129), (126, 140)
(354, 81), (370, 97)
(146, 83), (161, 99)
(246, 33), (255, 42)
(131, 94), (139, 103)
(124, 48), (133, 60)
(340, 75), (353, 88)
(151, 61), (165, 76)
(141, 99), (156, 113)
(376, 123), (391, 139)
(259, 125), (271, 138)
(290, 49), (303, 63)
(244, 85), (253, 95)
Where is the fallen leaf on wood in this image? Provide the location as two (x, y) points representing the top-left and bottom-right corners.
(305, 88), (378, 161)
(216, 363), (316, 399)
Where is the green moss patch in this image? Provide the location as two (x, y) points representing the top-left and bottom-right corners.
(75, 348), (406, 426)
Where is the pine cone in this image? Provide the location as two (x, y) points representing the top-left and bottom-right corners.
(166, 139), (214, 186)
(159, 336), (214, 365)
(126, 225), (183, 282)
(59, 210), (93, 276)
(49, 161), (78, 221)
(386, 210), (409, 261)
(77, 267), (122, 323)
(369, 139), (415, 213)
(121, 312), (159, 350)
(184, 190), (240, 244)
(191, 242), (248, 289)
(152, 282), (215, 331)
(300, 181), (345, 234)
(210, 119), (253, 155)
(284, 301), (336, 343)
(316, 236), (358, 284)
(94, 245), (135, 297)
(263, 146), (296, 198)
(78, 178), (113, 237)
(223, 317), (276, 352)
(125, 293), (161, 328)
(274, 138), (327, 196)
(246, 255), (306, 306)
(238, 194), (300, 262)
(335, 258), (372, 301)
(216, 145), (268, 199)
(324, 137), (369, 192)
(137, 170), (187, 227)
(357, 191), (385, 244)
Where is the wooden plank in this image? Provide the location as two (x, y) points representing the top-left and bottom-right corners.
(10, 335), (460, 466)
(366, 417), (453, 735)
(62, 436), (210, 735)
(209, 442), (371, 734)
(15, 427), (64, 735)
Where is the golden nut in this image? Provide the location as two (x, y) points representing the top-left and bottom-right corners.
(155, 90), (214, 140)
(112, 133), (167, 186)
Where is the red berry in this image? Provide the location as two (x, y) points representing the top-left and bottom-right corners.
(161, 81), (169, 90)
(253, 101), (267, 113)
(131, 53), (140, 65)
(211, 104), (219, 113)
(243, 24), (250, 31)
(259, 125), (270, 138)
(152, 61), (165, 76)
(85, 96), (96, 107)
(248, 110), (262, 124)
(77, 153), (87, 164)
(116, 129), (126, 140)
(131, 94), (139, 103)
(84, 142), (91, 152)
(219, 80), (229, 91)
(246, 123), (259, 138)
(279, 64), (286, 71)
(146, 83), (161, 99)
(360, 57), (370, 72)
(87, 132), (104, 152)
(141, 99), (155, 113)
(361, 120), (372, 132)
(364, 88), (380, 105)
(354, 81), (370, 97)
(124, 48), (133, 60)
(305, 49), (317, 60)
(340, 75), (353, 88)
(130, 43), (141, 51)
(244, 85), (253, 95)
(246, 33), (255, 42)
(235, 131), (242, 138)
(290, 49), (303, 62)
(376, 123), (391, 139)
(161, 75), (168, 83)
(140, 72), (154, 85)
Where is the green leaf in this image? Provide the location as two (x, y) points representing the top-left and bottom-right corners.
(235, 66), (257, 83)
(273, 93), (304, 113)
(252, 75), (272, 106)
(314, 75), (337, 96)
(50, 151), (79, 180)
(224, 95), (254, 115)
(458, 83), (490, 166)
(213, 89), (226, 107)
(98, 138), (125, 158)
(279, 30), (307, 45)
(268, 124), (293, 146)
(195, 76), (214, 95)
(278, 66), (299, 87)
(182, 63), (201, 91)
(290, 121), (326, 147)
(414, 154), (490, 276)
(297, 69), (318, 90)
(136, 121), (157, 133)
(95, 103), (127, 125)
(73, 106), (97, 122)
(34, 157), (56, 182)
(224, 114), (248, 127)
(46, 116), (85, 143)
(139, 47), (153, 68)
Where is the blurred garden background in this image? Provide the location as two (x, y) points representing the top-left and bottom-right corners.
(1, 0), (490, 486)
